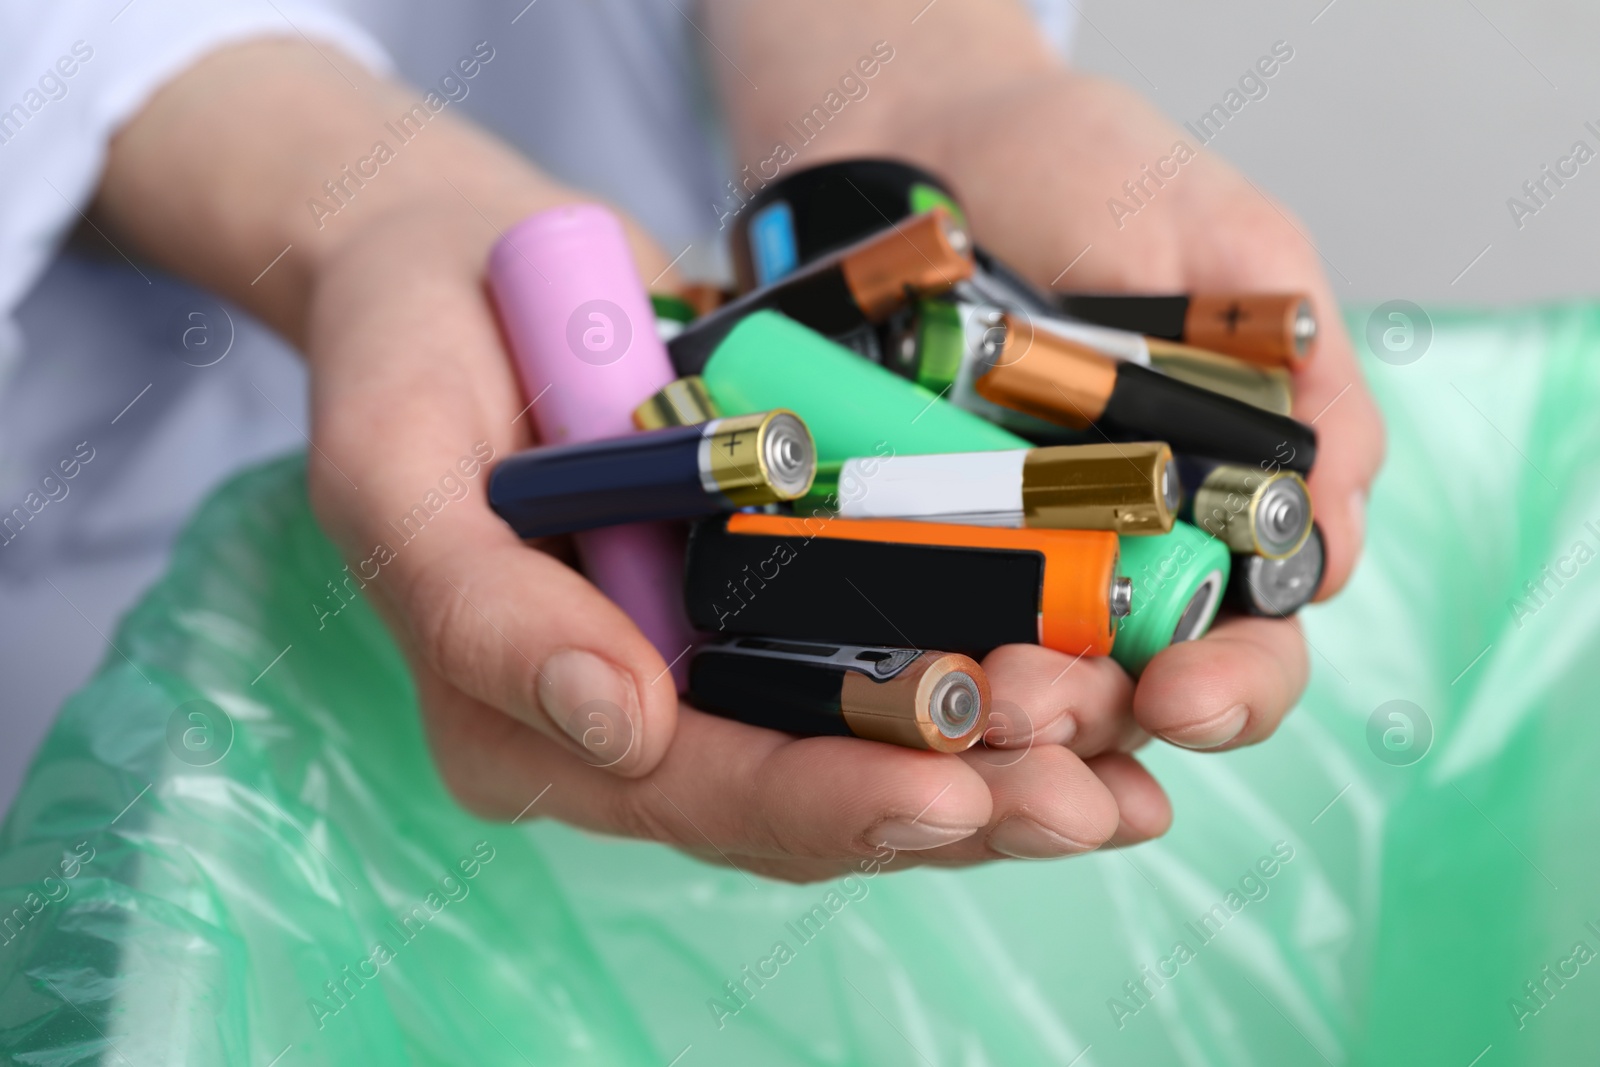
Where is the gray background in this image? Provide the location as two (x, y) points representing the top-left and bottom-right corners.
(1073, 0), (1599, 307)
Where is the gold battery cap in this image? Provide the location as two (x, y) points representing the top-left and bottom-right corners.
(702, 409), (816, 506)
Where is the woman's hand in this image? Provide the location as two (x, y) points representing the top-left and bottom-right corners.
(903, 70), (1383, 753)
(97, 38), (1171, 885)
(304, 196), (1173, 884)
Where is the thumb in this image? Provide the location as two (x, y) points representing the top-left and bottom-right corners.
(324, 454), (681, 778)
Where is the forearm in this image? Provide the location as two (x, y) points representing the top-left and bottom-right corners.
(92, 38), (596, 346)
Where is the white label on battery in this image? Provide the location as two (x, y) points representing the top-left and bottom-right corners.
(837, 449), (1026, 523)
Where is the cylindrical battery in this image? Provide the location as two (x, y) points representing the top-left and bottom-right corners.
(1112, 521), (1231, 676)
(1181, 461), (1313, 559)
(729, 158), (964, 290)
(1145, 340), (1294, 416)
(835, 442), (1177, 534)
(725, 158), (1068, 334)
(1229, 521), (1325, 617)
(971, 311), (1318, 474)
(486, 203), (695, 673)
(688, 637), (990, 752)
(1054, 292), (1318, 369)
(698, 310), (1028, 473)
(1186, 293), (1317, 369)
(632, 376), (720, 430)
(490, 411), (814, 539)
(668, 208), (974, 376)
(684, 513), (1128, 659)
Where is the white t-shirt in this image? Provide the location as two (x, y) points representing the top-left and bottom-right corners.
(0, 0), (1075, 812)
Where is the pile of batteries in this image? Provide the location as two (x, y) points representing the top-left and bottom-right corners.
(484, 159), (1322, 755)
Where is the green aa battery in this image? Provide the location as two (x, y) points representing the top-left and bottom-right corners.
(1112, 521), (1231, 676)
(699, 310), (1028, 506)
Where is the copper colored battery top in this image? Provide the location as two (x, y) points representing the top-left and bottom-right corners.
(840, 207), (974, 321)
(1184, 293), (1317, 370)
(970, 311), (1117, 429)
(841, 650), (989, 752)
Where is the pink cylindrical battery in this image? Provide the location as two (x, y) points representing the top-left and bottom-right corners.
(488, 203), (696, 687)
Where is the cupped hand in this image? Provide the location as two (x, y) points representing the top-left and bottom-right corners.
(905, 70), (1384, 755)
(302, 192), (1171, 884)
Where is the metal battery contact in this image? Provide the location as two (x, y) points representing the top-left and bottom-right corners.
(928, 670), (983, 739)
(759, 412), (815, 499)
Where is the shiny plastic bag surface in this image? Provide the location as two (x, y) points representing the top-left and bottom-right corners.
(4, 306), (1600, 1065)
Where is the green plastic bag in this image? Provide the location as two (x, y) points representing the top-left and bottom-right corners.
(5, 306), (1600, 1065)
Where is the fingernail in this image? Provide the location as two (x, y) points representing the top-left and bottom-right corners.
(865, 818), (977, 851)
(538, 649), (640, 763)
(987, 817), (1092, 859)
(1116, 722), (1151, 753)
(1160, 703), (1249, 750)
(1349, 489), (1366, 531)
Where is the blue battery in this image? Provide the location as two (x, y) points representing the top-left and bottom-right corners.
(489, 410), (814, 539)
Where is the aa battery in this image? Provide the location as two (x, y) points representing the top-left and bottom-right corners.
(835, 442), (1177, 535)
(633, 376), (720, 430)
(1145, 340), (1294, 416)
(696, 310), (1027, 475)
(489, 411), (814, 539)
(1179, 460), (1313, 559)
(1112, 521), (1232, 676)
(969, 310), (1317, 474)
(688, 637), (990, 752)
(1228, 521), (1325, 617)
(668, 208), (974, 376)
(907, 300), (1299, 420)
(684, 513), (1128, 659)
(1053, 292), (1318, 369)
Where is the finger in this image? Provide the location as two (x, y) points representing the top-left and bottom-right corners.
(1173, 190), (1386, 601)
(949, 744), (1120, 861)
(1089, 753), (1173, 848)
(1132, 614), (1308, 752)
(1291, 299), (1385, 599)
(398, 535), (681, 777)
(423, 684), (996, 863)
(979, 644), (1137, 757)
(305, 211), (680, 776)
